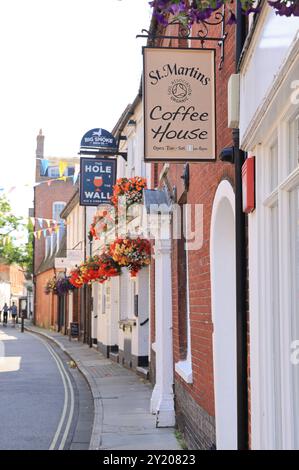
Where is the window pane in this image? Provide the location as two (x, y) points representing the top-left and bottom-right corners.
(270, 204), (282, 448)
(290, 188), (299, 447)
(53, 202), (66, 222)
(48, 166), (60, 178)
(270, 142), (278, 192)
(289, 116), (299, 174)
(119, 270), (128, 320)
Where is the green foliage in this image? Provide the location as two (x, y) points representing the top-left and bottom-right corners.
(0, 195), (33, 273)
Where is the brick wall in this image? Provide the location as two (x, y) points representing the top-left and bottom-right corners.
(34, 180), (76, 273)
(148, 3), (249, 449)
(0, 264), (25, 298)
(35, 269), (58, 329)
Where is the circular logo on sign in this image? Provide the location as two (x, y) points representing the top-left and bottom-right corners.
(168, 79), (191, 103)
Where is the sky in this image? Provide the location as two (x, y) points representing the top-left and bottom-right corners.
(0, 0), (152, 219)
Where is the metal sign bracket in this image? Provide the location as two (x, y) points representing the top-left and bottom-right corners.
(137, 7), (228, 70)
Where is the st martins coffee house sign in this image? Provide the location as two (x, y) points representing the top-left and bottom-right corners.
(143, 47), (216, 162)
(80, 157), (116, 206)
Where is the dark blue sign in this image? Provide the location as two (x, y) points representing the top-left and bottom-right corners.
(79, 157), (116, 206)
(80, 128), (118, 153)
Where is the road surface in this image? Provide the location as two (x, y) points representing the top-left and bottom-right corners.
(0, 322), (93, 450)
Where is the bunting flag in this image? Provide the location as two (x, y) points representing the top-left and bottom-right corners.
(1, 174), (75, 195)
(59, 161), (67, 177)
(40, 159), (50, 176)
(37, 231), (42, 239)
(0, 235), (10, 245)
(43, 229), (48, 237)
(8, 186), (16, 194)
(37, 218), (44, 228)
(33, 232), (38, 239)
(73, 165), (80, 185)
(28, 216), (65, 227)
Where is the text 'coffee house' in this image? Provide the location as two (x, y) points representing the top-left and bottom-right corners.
(143, 47), (216, 162)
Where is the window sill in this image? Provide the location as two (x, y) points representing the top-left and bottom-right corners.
(175, 359), (193, 384)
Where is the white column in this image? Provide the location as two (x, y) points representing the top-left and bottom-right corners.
(150, 237), (175, 427)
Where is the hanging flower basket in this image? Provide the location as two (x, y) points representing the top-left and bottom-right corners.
(45, 277), (58, 295)
(69, 253), (121, 287)
(89, 208), (116, 240)
(97, 252), (122, 279)
(110, 177), (147, 208)
(109, 237), (151, 278)
(45, 276), (76, 295)
(80, 255), (106, 284)
(149, 0), (299, 27)
(56, 277), (76, 296)
(69, 266), (85, 288)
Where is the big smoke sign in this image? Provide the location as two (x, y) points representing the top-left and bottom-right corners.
(79, 157), (116, 206)
(143, 47), (216, 162)
(80, 128), (118, 154)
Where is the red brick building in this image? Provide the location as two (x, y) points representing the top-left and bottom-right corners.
(33, 130), (78, 329)
(147, 3), (248, 450)
(0, 263), (26, 306)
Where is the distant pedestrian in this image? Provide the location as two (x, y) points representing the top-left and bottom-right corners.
(10, 302), (18, 326)
(2, 303), (9, 325)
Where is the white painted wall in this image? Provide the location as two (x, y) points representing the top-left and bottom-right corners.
(239, 5), (299, 145)
(136, 267), (150, 358)
(239, 3), (299, 450)
(68, 292), (73, 325)
(67, 203), (85, 255)
(91, 99), (151, 362)
(0, 282), (11, 310)
(95, 278), (119, 351)
(210, 180), (237, 450)
(130, 267), (150, 359)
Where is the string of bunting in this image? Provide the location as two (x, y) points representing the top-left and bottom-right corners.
(32, 225), (61, 239)
(0, 164), (80, 195)
(0, 232), (27, 245)
(29, 216), (67, 228)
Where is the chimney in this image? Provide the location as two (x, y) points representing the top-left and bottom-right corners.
(35, 129), (45, 182)
(36, 129), (44, 159)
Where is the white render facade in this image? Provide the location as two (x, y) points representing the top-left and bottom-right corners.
(239, 4), (299, 449)
(91, 98), (152, 373)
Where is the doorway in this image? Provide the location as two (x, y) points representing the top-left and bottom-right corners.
(210, 180), (237, 450)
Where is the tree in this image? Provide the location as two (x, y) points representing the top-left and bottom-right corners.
(0, 195), (33, 273)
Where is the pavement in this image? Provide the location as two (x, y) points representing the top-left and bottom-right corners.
(26, 323), (180, 451)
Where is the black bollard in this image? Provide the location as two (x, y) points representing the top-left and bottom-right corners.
(21, 314), (24, 333)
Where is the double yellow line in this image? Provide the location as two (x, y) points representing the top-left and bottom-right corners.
(28, 333), (75, 450)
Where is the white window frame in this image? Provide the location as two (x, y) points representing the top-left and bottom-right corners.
(250, 105), (299, 450)
(48, 166), (60, 178)
(175, 205), (193, 383)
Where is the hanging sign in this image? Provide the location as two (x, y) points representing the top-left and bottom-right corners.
(242, 156), (255, 213)
(79, 157), (116, 206)
(143, 47), (216, 162)
(80, 128), (118, 154)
